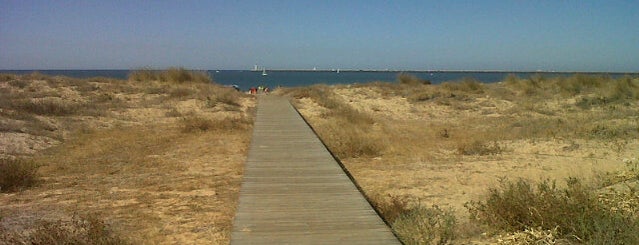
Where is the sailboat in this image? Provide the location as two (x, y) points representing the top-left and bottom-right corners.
(262, 68), (268, 76)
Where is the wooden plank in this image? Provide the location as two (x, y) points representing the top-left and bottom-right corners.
(231, 95), (399, 244)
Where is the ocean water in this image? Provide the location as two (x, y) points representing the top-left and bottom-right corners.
(210, 70), (516, 90)
(2, 70), (635, 92)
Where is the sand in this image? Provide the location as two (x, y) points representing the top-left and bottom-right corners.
(0, 75), (254, 244)
(283, 82), (638, 242)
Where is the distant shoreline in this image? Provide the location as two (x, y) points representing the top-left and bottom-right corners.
(3, 69), (638, 89)
(249, 69), (639, 74)
(2, 69), (638, 74)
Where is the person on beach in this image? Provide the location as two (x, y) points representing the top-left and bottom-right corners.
(264, 87), (270, 94)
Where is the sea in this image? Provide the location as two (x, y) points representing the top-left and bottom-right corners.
(2, 70), (636, 92)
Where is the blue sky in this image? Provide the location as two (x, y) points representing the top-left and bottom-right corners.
(1, 0), (637, 71)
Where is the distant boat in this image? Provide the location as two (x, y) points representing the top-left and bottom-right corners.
(336, 69), (340, 74)
(262, 68), (268, 76)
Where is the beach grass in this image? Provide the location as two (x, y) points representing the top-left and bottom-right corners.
(0, 214), (129, 245)
(128, 67), (211, 84)
(279, 73), (639, 244)
(397, 72), (431, 86)
(393, 205), (457, 244)
(0, 71), (254, 243)
(466, 177), (639, 244)
(3, 70), (638, 243)
(0, 158), (39, 193)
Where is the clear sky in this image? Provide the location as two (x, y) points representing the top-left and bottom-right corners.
(1, 0), (637, 71)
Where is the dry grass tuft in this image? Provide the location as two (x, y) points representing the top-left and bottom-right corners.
(279, 85), (382, 158)
(19, 72), (53, 82)
(0, 72), (255, 243)
(160, 67), (211, 84)
(128, 68), (211, 84)
(370, 195), (457, 245)
(0, 214), (128, 245)
(457, 140), (504, 156)
(370, 195), (411, 224)
(363, 76), (486, 104)
(181, 115), (251, 133)
(441, 78), (484, 94)
(169, 87), (196, 98)
(210, 88), (242, 107)
(317, 120), (384, 158)
(284, 73), (639, 243)
(393, 205), (457, 245)
(283, 85), (374, 125)
(0, 158), (39, 192)
(0, 73), (18, 82)
(126, 69), (156, 82)
(397, 73), (431, 86)
(495, 226), (561, 245)
(466, 177), (639, 244)
(11, 99), (83, 116)
(503, 73), (639, 104)
(180, 116), (216, 132)
(8, 79), (30, 89)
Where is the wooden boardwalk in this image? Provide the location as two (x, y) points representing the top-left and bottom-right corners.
(231, 96), (399, 244)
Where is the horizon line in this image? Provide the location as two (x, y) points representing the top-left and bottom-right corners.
(1, 68), (638, 74)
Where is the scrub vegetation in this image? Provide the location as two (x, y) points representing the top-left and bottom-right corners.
(0, 69), (254, 244)
(0, 158), (39, 193)
(3, 70), (638, 244)
(278, 73), (639, 244)
(128, 67), (212, 84)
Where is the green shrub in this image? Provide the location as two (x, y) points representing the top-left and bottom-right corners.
(466, 178), (639, 244)
(0, 158), (39, 192)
